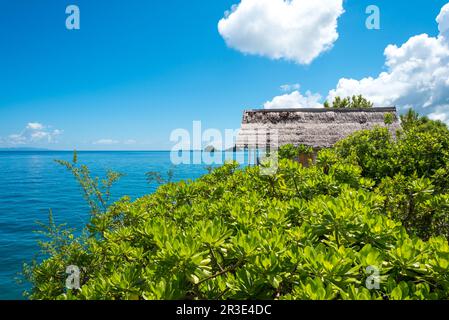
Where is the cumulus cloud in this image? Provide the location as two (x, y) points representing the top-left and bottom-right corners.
(26, 122), (44, 130)
(280, 83), (301, 92)
(264, 90), (322, 109)
(2, 122), (62, 145)
(327, 2), (449, 123)
(438, 3), (449, 37)
(218, 0), (344, 64)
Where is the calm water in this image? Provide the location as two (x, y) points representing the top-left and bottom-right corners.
(0, 151), (249, 299)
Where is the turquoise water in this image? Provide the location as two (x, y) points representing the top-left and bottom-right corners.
(0, 151), (249, 300)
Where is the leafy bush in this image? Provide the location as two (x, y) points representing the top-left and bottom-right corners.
(384, 113), (394, 125)
(25, 162), (449, 300)
(327, 113), (449, 240)
(324, 95), (374, 109)
(23, 110), (449, 300)
(278, 144), (314, 161)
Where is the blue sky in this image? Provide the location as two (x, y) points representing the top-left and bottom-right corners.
(1, 0), (448, 150)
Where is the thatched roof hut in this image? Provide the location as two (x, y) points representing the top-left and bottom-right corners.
(236, 107), (400, 149)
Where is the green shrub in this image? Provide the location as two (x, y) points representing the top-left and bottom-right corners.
(329, 114), (449, 240)
(324, 95), (374, 109)
(24, 162), (449, 300)
(384, 113), (394, 125)
(24, 110), (449, 300)
(278, 144), (313, 161)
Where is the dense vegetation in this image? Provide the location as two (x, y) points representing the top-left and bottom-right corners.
(24, 110), (449, 300)
(324, 95), (374, 109)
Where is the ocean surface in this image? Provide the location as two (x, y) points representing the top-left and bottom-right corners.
(0, 151), (250, 300)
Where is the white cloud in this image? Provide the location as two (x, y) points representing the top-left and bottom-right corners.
(327, 2), (449, 123)
(438, 3), (449, 37)
(93, 139), (120, 145)
(26, 122), (44, 130)
(2, 122), (63, 145)
(429, 109), (449, 123)
(218, 0), (344, 65)
(264, 90), (322, 109)
(280, 83), (301, 92)
(7, 134), (26, 145)
(93, 139), (138, 146)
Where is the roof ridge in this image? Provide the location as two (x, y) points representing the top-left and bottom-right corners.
(244, 107), (397, 113)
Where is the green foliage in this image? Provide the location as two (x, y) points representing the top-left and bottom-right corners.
(146, 167), (175, 185)
(384, 113), (394, 125)
(55, 151), (123, 215)
(324, 95), (374, 109)
(278, 144), (314, 161)
(332, 127), (396, 181)
(400, 109), (448, 134)
(328, 113), (449, 240)
(24, 111), (449, 300)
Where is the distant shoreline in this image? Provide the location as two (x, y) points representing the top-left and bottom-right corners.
(0, 149), (171, 152)
(0, 149), (244, 152)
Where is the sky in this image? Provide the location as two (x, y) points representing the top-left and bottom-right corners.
(0, 0), (449, 150)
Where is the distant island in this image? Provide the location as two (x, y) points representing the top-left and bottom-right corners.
(0, 147), (51, 152)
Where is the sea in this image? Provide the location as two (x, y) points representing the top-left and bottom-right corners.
(0, 151), (251, 300)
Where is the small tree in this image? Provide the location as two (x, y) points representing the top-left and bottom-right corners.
(55, 150), (123, 215)
(324, 95), (374, 109)
(146, 167), (175, 186)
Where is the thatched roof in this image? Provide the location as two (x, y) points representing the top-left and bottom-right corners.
(236, 107), (401, 149)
